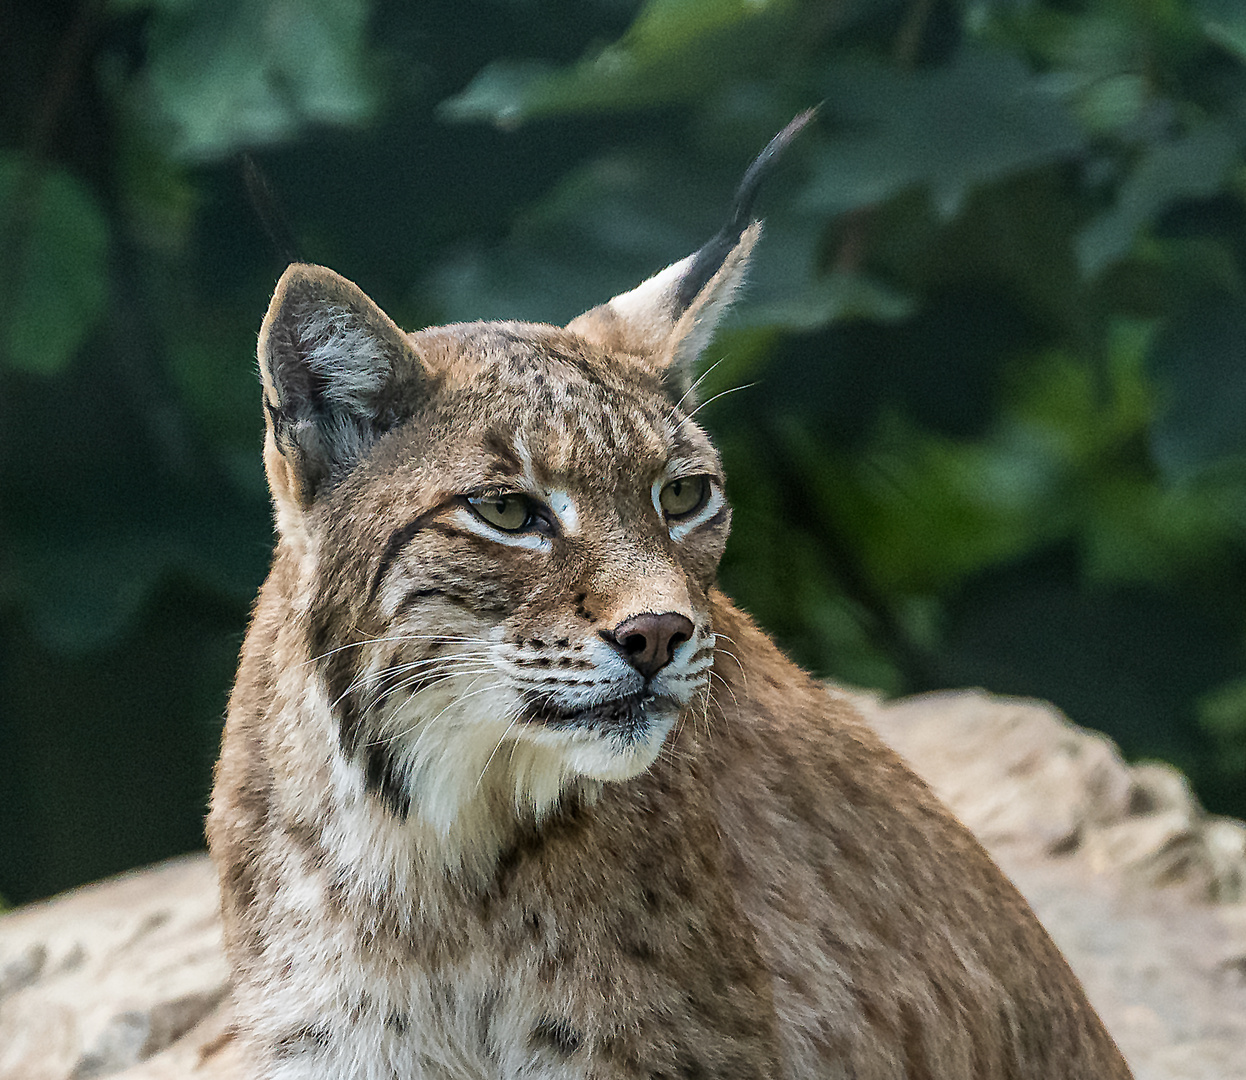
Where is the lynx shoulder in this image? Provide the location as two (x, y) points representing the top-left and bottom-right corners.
(208, 117), (1132, 1079)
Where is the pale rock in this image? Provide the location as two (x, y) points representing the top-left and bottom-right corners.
(2, 689), (1245, 1079)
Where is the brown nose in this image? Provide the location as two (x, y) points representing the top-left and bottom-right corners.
(603, 613), (695, 679)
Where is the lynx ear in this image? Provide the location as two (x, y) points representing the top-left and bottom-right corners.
(258, 263), (425, 513)
(567, 223), (762, 402)
(567, 109), (816, 401)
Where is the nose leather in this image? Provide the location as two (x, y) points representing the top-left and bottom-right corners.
(604, 612), (695, 679)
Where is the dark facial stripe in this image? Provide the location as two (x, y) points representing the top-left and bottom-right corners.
(368, 499), (456, 603)
(328, 652), (414, 822)
(364, 743), (411, 820)
(530, 1016), (583, 1056)
(393, 584), (510, 617)
(691, 642), (715, 662)
(483, 432), (522, 473)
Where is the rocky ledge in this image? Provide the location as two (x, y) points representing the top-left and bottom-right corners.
(2, 689), (1244, 1080)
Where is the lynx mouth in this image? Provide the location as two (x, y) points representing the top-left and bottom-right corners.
(522, 691), (676, 746)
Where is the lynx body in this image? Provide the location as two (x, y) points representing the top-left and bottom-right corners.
(208, 122), (1132, 1079)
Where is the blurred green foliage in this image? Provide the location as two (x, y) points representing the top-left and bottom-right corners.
(3, 0), (1246, 904)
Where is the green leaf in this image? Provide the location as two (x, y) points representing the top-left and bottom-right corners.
(106, 0), (196, 12)
(1197, 0), (1246, 63)
(1071, 73), (1149, 135)
(0, 153), (110, 375)
(440, 0), (800, 125)
(743, 272), (913, 329)
(1198, 676), (1246, 776)
(1014, 2), (1203, 78)
(863, 174), (1084, 336)
(799, 47), (1086, 216)
(819, 417), (1058, 595)
(13, 501), (270, 653)
(423, 143), (884, 335)
(1149, 290), (1246, 479)
(1077, 123), (1242, 276)
(1080, 474), (1240, 586)
(111, 119), (198, 254)
(123, 0), (378, 161)
(427, 152), (709, 324)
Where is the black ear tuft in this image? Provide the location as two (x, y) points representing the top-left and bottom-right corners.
(241, 154), (303, 268)
(673, 107), (819, 314)
(259, 264), (424, 507)
(567, 108), (817, 403)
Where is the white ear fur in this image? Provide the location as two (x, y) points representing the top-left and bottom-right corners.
(588, 251), (698, 356)
(566, 222), (760, 401)
(278, 303), (393, 410)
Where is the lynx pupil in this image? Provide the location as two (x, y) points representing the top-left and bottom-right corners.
(470, 493), (531, 532)
(660, 476), (708, 519)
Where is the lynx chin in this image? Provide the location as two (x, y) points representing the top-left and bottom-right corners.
(208, 114), (1133, 1079)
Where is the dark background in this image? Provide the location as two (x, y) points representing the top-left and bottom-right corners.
(4, 0), (1246, 906)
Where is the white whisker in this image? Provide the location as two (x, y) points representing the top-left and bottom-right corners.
(305, 632), (492, 667)
(477, 714), (523, 790)
(359, 662), (497, 714)
(675, 381), (756, 430)
(361, 670), (497, 716)
(668, 354), (729, 420)
(372, 675), (501, 749)
(337, 648), (494, 711)
(708, 668), (740, 715)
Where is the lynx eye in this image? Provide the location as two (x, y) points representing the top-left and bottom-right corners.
(660, 475), (710, 519)
(468, 493), (537, 533)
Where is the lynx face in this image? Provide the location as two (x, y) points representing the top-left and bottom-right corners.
(295, 315), (731, 832)
(252, 119), (821, 843)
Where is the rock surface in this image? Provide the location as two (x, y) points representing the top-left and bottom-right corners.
(855, 690), (1246, 1080)
(0, 856), (236, 1080)
(2, 689), (1244, 1079)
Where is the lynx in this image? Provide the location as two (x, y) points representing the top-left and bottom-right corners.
(208, 115), (1132, 1079)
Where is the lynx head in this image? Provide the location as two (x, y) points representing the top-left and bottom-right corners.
(256, 115), (812, 843)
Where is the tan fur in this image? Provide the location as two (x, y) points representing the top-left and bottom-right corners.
(209, 220), (1132, 1078)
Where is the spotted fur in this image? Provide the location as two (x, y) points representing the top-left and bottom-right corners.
(208, 127), (1132, 1079)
